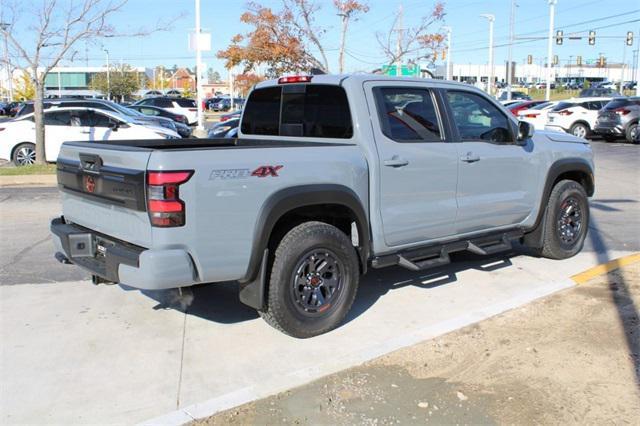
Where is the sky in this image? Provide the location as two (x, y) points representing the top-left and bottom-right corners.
(11, 0), (640, 74)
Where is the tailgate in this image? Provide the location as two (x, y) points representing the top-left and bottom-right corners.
(56, 143), (153, 247)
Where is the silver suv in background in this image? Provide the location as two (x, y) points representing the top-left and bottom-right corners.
(594, 97), (640, 143)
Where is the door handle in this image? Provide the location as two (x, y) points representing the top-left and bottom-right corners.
(460, 152), (480, 163)
(383, 156), (409, 168)
(80, 130), (91, 134)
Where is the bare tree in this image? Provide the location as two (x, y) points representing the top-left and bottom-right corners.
(0, 0), (176, 165)
(282, 0), (331, 73)
(334, 0), (369, 74)
(376, 1), (446, 67)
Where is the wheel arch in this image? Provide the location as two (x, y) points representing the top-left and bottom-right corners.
(10, 141), (36, 164)
(523, 158), (594, 248)
(238, 184), (370, 310)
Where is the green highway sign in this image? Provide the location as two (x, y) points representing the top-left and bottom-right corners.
(382, 64), (420, 77)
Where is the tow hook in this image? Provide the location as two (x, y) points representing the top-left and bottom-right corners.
(54, 252), (72, 265)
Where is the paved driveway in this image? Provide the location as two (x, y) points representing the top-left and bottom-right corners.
(1, 141), (638, 424)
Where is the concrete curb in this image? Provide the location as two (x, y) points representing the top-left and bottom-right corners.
(0, 174), (57, 187)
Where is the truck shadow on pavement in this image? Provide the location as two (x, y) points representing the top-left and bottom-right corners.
(587, 217), (640, 391)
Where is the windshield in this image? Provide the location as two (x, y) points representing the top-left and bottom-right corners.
(107, 101), (141, 117)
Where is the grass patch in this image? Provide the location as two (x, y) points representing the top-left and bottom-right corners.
(0, 164), (57, 175)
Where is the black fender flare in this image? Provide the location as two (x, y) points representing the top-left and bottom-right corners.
(239, 184), (370, 310)
(523, 157), (594, 248)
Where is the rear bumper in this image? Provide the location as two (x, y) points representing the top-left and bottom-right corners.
(594, 124), (624, 136)
(50, 216), (197, 290)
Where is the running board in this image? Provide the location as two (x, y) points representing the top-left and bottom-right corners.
(372, 229), (524, 272)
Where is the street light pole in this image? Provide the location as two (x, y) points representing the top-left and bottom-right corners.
(546, 0), (557, 101)
(102, 47), (110, 101)
(0, 22), (13, 101)
(443, 26), (452, 80)
(195, 0), (205, 133)
(507, 0), (516, 100)
(480, 14), (495, 96)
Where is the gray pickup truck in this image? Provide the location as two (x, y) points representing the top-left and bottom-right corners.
(51, 74), (594, 338)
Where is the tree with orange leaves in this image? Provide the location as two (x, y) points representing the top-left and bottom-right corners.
(234, 73), (267, 97)
(335, 0), (370, 73)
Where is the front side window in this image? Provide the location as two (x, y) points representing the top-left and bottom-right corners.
(446, 91), (514, 143)
(241, 84), (353, 138)
(374, 88), (442, 142)
(89, 111), (116, 127)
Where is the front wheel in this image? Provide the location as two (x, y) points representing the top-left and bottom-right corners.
(12, 143), (36, 166)
(260, 221), (360, 338)
(540, 180), (589, 260)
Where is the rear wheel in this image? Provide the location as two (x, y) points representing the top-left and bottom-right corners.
(626, 123), (638, 144)
(260, 221), (360, 338)
(540, 180), (589, 260)
(12, 143), (36, 166)
(570, 123), (589, 139)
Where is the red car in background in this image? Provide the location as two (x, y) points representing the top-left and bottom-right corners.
(508, 100), (548, 116)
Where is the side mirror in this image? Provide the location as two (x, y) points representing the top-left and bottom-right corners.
(517, 120), (534, 144)
(108, 121), (119, 131)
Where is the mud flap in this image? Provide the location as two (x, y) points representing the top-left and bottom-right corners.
(238, 249), (269, 310)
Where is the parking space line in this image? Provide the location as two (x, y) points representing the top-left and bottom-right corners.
(571, 252), (640, 284)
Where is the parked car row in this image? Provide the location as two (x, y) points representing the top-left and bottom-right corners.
(0, 101), (23, 116)
(513, 95), (640, 143)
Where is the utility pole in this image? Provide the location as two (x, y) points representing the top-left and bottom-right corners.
(481, 14), (495, 96)
(443, 26), (452, 80)
(507, 0), (516, 100)
(102, 47), (110, 101)
(545, 0), (557, 101)
(0, 22), (13, 101)
(195, 0), (205, 134)
(396, 3), (404, 72)
(620, 42), (627, 93)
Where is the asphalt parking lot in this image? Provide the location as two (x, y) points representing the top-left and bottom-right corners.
(1, 141), (639, 423)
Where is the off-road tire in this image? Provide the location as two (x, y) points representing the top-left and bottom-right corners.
(540, 180), (589, 260)
(260, 221), (360, 338)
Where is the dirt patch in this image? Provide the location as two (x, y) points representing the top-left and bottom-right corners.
(196, 262), (640, 425)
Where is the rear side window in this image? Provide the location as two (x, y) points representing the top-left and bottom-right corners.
(241, 85), (353, 138)
(604, 99), (631, 110)
(44, 111), (72, 126)
(374, 88), (442, 142)
(152, 98), (173, 108)
(241, 86), (281, 136)
(174, 98), (196, 108)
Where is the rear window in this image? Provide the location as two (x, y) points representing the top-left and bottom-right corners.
(552, 102), (575, 111)
(241, 85), (353, 139)
(174, 98), (196, 108)
(604, 99), (631, 110)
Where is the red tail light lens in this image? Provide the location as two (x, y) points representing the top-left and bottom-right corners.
(147, 171), (193, 227)
(220, 116), (229, 122)
(614, 108), (630, 115)
(278, 75), (313, 84)
(558, 110), (573, 116)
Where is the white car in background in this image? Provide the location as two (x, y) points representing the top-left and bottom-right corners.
(133, 97), (198, 125)
(0, 107), (179, 166)
(545, 97), (611, 138)
(517, 101), (558, 130)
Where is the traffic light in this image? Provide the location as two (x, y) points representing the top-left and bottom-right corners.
(588, 30), (596, 45)
(598, 56), (606, 67)
(556, 30), (563, 45)
(553, 55), (559, 65)
(627, 31), (634, 46)
(527, 54), (533, 65)
(576, 55), (582, 66)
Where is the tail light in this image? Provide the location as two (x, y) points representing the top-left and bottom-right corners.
(220, 116), (229, 122)
(147, 171), (193, 227)
(188, 108), (197, 112)
(614, 108), (630, 115)
(558, 110), (573, 116)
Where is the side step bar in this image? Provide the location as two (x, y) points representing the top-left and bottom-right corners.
(372, 229), (524, 272)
